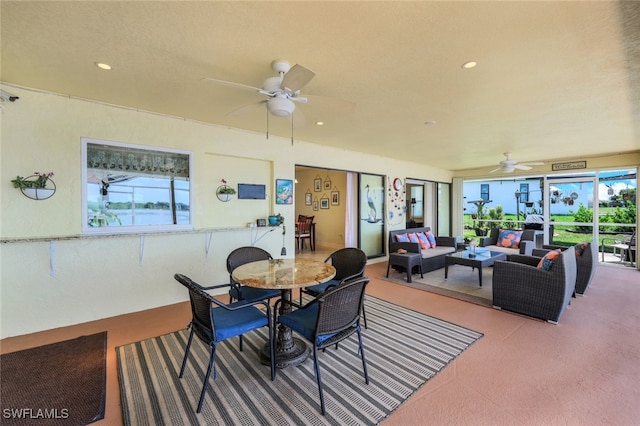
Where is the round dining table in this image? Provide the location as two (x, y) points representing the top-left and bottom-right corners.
(231, 258), (336, 368)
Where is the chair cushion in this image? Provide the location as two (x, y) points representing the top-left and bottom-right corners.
(416, 232), (430, 249)
(229, 286), (280, 302)
(211, 305), (269, 341)
(574, 242), (589, 256)
(304, 279), (340, 296)
(395, 233), (410, 243)
(425, 231), (437, 248)
(421, 246), (455, 258)
(497, 230), (522, 249)
(278, 304), (334, 345)
(537, 249), (561, 271)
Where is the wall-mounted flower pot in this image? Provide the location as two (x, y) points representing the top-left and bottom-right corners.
(216, 184), (235, 202)
(22, 187), (55, 200)
(216, 192), (234, 202)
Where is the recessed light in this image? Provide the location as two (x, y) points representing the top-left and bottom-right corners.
(424, 120), (437, 126)
(315, 121), (324, 126)
(462, 61), (477, 69)
(95, 62), (112, 70)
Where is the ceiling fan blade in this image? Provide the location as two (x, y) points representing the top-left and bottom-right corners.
(226, 100), (268, 117)
(521, 161), (545, 166)
(514, 164), (532, 170)
(489, 167), (501, 173)
(203, 77), (262, 93)
(290, 96), (308, 104)
(281, 64), (315, 93)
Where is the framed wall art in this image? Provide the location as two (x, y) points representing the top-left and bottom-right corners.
(313, 198), (319, 211)
(331, 190), (340, 206)
(314, 176), (322, 192)
(320, 196), (330, 209)
(324, 176), (332, 190)
(305, 190), (312, 205)
(275, 179), (293, 204)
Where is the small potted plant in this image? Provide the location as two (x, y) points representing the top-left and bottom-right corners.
(268, 213), (284, 227)
(11, 171), (56, 200)
(216, 179), (236, 202)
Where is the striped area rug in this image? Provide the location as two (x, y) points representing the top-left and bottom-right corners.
(116, 296), (483, 425)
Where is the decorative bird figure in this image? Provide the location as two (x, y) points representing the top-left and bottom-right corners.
(365, 184), (377, 222)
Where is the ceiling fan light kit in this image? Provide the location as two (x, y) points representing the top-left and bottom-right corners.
(267, 96), (295, 117)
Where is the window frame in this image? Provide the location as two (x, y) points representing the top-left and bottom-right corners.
(480, 184), (490, 201)
(81, 138), (193, 235)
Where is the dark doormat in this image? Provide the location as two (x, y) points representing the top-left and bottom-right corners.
(1, 331), (107, 425)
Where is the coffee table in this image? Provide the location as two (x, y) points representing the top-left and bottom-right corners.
(444, 249), (507, 287)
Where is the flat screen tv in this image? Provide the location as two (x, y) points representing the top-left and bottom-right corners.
(237, 183), (266, 200)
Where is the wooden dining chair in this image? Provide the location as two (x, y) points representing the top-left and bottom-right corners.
(295, 215), (315, 252)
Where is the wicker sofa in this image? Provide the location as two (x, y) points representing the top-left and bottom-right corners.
(388, 227), (457, 273)
(478, 227), (537, 258)
(493, 246), (577, 324)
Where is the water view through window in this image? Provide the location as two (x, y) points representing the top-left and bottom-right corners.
(82, 138), (192, 234)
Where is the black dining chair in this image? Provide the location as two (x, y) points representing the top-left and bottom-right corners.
(276, 276), (370, 415)
(300, 247), (369, 328)
(226, 246), (281, 304)
(174, 273), (276, 413)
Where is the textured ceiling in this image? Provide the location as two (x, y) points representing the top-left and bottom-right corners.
(2, 1), (639, 172)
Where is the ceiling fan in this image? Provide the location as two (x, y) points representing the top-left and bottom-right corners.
(204, 59), (317, 119)
(490, 152), (544, 173)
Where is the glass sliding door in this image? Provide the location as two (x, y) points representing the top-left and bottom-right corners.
(437, 182), (451, 236)
(545, 176), (596, 246)
(359, 173), (385, 258)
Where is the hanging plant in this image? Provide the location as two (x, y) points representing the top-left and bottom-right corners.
(11, 172), (56, 200)
(216, 179), (236, 202)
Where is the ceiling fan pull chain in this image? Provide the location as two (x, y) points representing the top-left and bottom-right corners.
(266, 107), (269, 140)
(291, 117), (294, 145)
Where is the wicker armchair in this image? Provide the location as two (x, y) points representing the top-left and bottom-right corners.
(174, 273), (275, 413)
(532, 238), (598, 295)
(276, 276), (370, 415)
(493, 246), (577, 324)
(299, 248), (368, 327)
(226, 246), (281, 303)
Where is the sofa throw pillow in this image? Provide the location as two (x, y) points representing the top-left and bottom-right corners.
(537, 249), (561, 271)
(395, 233), (410, 243)
(425, 231), (437, 248)
(574, 242), (589, 256)
(416, 232), (430, 250)
(497, 230), (522, 249)
(408, 233), (421, 244)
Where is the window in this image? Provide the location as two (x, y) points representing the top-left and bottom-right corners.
(82, 138), (192, 234)
(519, 183), (529, 202)
(480, 184), (489, 201)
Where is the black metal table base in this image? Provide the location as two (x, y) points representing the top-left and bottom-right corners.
(260, 337), (310, 369)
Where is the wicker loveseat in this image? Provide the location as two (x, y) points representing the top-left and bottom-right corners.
(478, 228), (537, 258)
(493, 246), (577, 324)
(532, 238), (598, 296)
(388, 227), (457, 273)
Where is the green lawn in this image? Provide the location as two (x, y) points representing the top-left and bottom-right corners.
(462, 212), (633, 251)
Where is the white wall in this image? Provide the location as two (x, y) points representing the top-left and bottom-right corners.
(0, 85), (453, 338)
